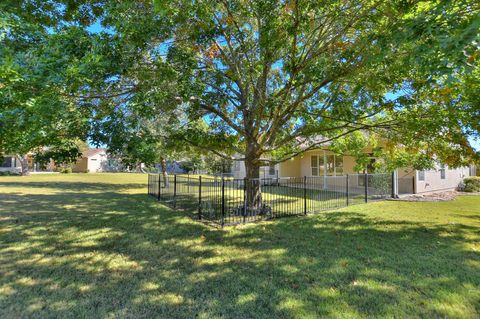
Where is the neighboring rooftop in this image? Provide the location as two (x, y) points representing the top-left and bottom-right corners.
(82, 148), (107, 158)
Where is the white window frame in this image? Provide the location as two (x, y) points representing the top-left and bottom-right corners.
(418, 170), (425, 181)
(310, 152), (343, 177)
(268, 165), (276, 176)
(311, 155), (319, 176)
(439, 164), (446, 180)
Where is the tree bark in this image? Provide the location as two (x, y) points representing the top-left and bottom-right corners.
(244, 148), (262, 211)
(160, 157), (169, 187)
(16, 155), (29, 176)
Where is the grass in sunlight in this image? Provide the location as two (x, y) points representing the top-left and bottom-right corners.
(0, 173), (479, 318)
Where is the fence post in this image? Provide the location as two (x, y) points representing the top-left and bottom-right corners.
(346, 174), (350, 206)
(221, 177), (225, 226)
(198, 176), (202, 220)
(157, 174), (161, 201)
(303, 176), (307, 215)
(364, 172), (368, 203)
(243, 177), (247, 223)
(148, 174), (150, 195)
(173, 174), (177, 208)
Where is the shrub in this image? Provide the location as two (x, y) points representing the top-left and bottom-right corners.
(60, 167), (72, 174)
(0, 171), (20, 176)
(463, 176), (480, 192)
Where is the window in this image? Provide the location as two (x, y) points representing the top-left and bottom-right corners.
(311, 153), (342, 176)
(440, 165), (446, 179)
(0, 157), (12, 168)
(418, 170), (425, 181)
(318, 155), (325, 176)
(311, 155), (318, 176)
(269, 165), (275, 176)
(311, 155), (325, 176)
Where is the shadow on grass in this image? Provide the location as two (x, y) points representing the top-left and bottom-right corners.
(0, 181), (479, 318)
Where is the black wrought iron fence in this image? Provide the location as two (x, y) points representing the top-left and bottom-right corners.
(148, 173), (394, 226)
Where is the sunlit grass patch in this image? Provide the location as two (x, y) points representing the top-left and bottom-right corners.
(0, 173), (479, 318)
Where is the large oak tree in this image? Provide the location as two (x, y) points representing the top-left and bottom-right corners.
(1, 0), (479, 185)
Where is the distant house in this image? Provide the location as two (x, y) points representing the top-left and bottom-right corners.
(231, 157), (279, 179)
(72, 148), (108, 173)
(0, 154), (56, 173)
(0, 156), (20, 174)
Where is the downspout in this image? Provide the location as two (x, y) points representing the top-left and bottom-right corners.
(393, 169), (399, 197)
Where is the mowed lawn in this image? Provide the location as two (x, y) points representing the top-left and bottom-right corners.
(0, 174), (479, 318)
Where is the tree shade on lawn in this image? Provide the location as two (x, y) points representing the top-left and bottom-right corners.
(0, 173), (479, 318)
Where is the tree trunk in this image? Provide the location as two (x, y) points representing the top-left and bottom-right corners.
(16, 155), (29, 176)
(244, 154), (263, 211)
(160, 157), (169, 187)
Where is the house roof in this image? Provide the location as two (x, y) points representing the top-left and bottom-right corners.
(82, 148), (107, 158)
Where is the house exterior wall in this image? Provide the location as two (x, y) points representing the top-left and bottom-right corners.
(86, 151), (108, 173)
(230, 152), (280, 179)
(0, 156), (21, 173)
(231, 160), (280, 179)
(279, 149), (357, 178)
(396, 168), (415, 194)
(415, 165), (471, 194)
(72, 151), (108, 173)
(232, 160), (246, 179)
(279, 157), (301, 177)
(72, 158), (88, 173)
(259, 165), (278, 179)
(276, 150), (366, 191)
(231, 148), (475, 195)
(277, 148), (475, 195)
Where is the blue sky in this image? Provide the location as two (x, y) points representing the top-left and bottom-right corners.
(470, 138), (480, 151)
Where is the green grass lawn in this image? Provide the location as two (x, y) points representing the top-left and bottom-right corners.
(1, 173), (479, 318)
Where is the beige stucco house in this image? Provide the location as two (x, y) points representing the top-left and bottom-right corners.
(230, 147), (477, 196)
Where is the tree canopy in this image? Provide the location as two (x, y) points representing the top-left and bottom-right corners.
(0, 0), (107, 172)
